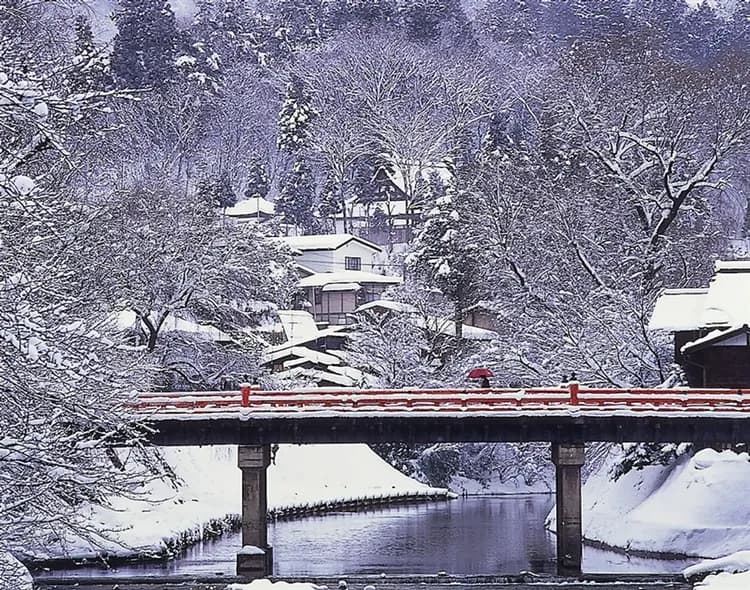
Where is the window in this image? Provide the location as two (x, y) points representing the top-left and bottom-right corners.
(345, 256), (361, 271)
(313, 288), (322, 305)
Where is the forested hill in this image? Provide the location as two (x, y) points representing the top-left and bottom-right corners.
(59, 0), (750, 389)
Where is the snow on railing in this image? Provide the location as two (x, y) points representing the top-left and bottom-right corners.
(132, 383), (750, 415)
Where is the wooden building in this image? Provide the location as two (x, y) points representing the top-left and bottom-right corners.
(650, 260), (750, 388)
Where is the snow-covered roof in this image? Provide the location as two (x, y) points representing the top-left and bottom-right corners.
(277, 310), (319, 342)
(353, 300), (497, 341)
(225, 197), (276, 218)
(296, 264), (317, 277)
(278, 234), (382, 253)
(114, 310), (232, 342)
(298, 271), (401, 288)
(354, 300), (414, 314)
(265, 345), (343, 366)
(700, 262), (750, 328)
(274, 346), (341, 368)
(274, 367), (356, 387)
(650, 260), (750, 332)
(322, 282), (361, 292)
(266, 325), (350, 354)
(648, 289), (709, 331)
(681, 325), (750, 354)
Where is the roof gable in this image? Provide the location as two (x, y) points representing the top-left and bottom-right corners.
(681, 324), (750, 354)
(279, 234), (382, 253)
(650, 260), (750, 332)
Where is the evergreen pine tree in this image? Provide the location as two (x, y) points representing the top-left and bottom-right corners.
(68, 16), (112, 92)
(277, 157), (317, 233)
(111, 0), (179, 88)
(407, 185), (485, 340)
(277, 74), (317, 153)
(244, 155), (270, 200)
(198, 173), (237, 209)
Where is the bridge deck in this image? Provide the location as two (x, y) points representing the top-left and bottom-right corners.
(136, 386), (750, 445)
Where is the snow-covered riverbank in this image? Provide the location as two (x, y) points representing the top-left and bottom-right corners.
(32, 444), (451, 561)
(547, 447), (750, 559)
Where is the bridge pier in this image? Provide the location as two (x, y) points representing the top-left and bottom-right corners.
(237, 445), (272, 578)
(552, 443), (585, 576)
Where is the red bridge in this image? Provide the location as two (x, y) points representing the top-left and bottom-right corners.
(137, 384), (750, 447)
(137, 383), (750, 415)
(135, 384), (750, 579)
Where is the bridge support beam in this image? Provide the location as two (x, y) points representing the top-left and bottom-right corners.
(237, 445), (272, 578)
(552, 443), (585, 576)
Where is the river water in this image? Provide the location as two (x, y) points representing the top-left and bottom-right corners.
(33, 496), (694, 578)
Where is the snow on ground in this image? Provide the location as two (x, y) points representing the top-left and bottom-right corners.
(692, 571), (750, 589)
(448, 473), (552, 495)
(0, 552), (33, 590)
(548, 447), (750, 558)
(684, 550), (750, 579)
(40, 444), (449, 560)
(684, 551), (750, 589)
(228, 581), (322, 590)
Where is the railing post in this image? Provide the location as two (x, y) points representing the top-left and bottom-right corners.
(241, 383), (251, 408)
(568, 381), (580, 405)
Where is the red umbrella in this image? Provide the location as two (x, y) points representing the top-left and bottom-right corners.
(467, 367), (493, 379)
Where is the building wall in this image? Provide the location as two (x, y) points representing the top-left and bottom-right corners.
(684, 346), (750, 388)
(304, 283), (392, 324)
(319, 291), (358, 325)
(330, 241), (379, 272)
(297, 250), (335, 273)
(296, 241), (380, 273)
(464, 310), (498, 332)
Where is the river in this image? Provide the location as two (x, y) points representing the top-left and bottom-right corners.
(32, 496), (694, 578)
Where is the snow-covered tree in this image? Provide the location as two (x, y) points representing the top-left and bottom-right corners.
(407, 185), (486, 340)
(277, 74), (317, 153)
(111, 0), (179, 88)
(317, 173), (342, 230)
(276, 157), (317, 233)
(0, 7), (167, 566)
(68, 16), (112, 92)
(174, 32), (223, 91)
(198, 172), (237, 209)
(244, 154), (271, 199)
(91, 183), (297, 387)
(346, 310), (432, 388)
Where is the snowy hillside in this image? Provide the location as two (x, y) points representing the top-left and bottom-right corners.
(547, 447), (750, 559)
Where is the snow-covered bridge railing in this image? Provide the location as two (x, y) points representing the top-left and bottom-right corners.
(134, 384), (750, 415)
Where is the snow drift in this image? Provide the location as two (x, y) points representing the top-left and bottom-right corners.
(549, 447), (750, 558)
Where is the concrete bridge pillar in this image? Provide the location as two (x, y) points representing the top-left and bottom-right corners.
(237, 444), (272, 578)
(552, 443), (585, 576)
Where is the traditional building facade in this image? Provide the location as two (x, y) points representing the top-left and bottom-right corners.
(650, 260), (750, 387)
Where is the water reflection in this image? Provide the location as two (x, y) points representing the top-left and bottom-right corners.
(32, 496), (694, 578)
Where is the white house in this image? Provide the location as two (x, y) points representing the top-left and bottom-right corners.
(278, 234), (383, 273)
(277, 234), (402, 325)
(297, 269), (402, 325)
